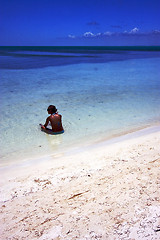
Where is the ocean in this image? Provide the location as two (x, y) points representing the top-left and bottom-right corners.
(0, 46), (160, 166)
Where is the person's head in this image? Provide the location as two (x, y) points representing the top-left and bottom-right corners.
(47, 105), (57, 114)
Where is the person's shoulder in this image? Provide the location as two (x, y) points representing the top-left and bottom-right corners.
(56, 112), (61, 116)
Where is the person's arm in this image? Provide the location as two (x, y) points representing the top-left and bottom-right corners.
(41, 117), (50, 129)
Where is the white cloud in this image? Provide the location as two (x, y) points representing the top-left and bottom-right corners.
(153, 30), (160, 34)
(104, 31), (113, 36)
(83, 31), (113, 37)
(96, 33), (102, 36)
(67, 28), (160, 40)
(83, 32), (95, 37)
(130, 27), (139, 34)
(68, 34), (75, 38)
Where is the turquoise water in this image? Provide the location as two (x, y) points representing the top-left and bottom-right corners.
(0, 47), (160, 166)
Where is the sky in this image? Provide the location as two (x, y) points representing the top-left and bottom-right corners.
(0, 0), (160, 46)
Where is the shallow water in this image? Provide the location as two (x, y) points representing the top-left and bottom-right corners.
(0, 47), (160, 166)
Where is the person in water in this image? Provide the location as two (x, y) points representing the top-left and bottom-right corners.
(40, 105), (64, 134)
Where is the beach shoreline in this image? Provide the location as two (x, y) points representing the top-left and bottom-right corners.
(0, 124), (160, 239)
(0, 123), (159, 171)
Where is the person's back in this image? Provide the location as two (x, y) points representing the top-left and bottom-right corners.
(40, 105), (64, 134)
(49, 113), (63, 132)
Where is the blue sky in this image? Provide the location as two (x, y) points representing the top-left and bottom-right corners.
(0, 0), (160, 46)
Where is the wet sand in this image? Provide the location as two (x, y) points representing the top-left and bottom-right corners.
(0, 126), (160, 240)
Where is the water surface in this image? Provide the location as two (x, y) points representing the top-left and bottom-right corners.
(0, 46), (160, 166)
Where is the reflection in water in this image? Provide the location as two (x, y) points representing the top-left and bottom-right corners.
(46, 133), (63, 152)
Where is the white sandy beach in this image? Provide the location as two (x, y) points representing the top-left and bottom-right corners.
(0, 125), (160, 240)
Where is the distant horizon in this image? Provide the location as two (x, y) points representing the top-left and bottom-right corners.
(1, 45), (160, 47)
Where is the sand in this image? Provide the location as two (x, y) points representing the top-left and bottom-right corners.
(0, 126), (160, 240)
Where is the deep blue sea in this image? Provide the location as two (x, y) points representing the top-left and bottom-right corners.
(0, 46), (160, 166)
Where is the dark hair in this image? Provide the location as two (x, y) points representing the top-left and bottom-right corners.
(47, 105), (57, 114)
